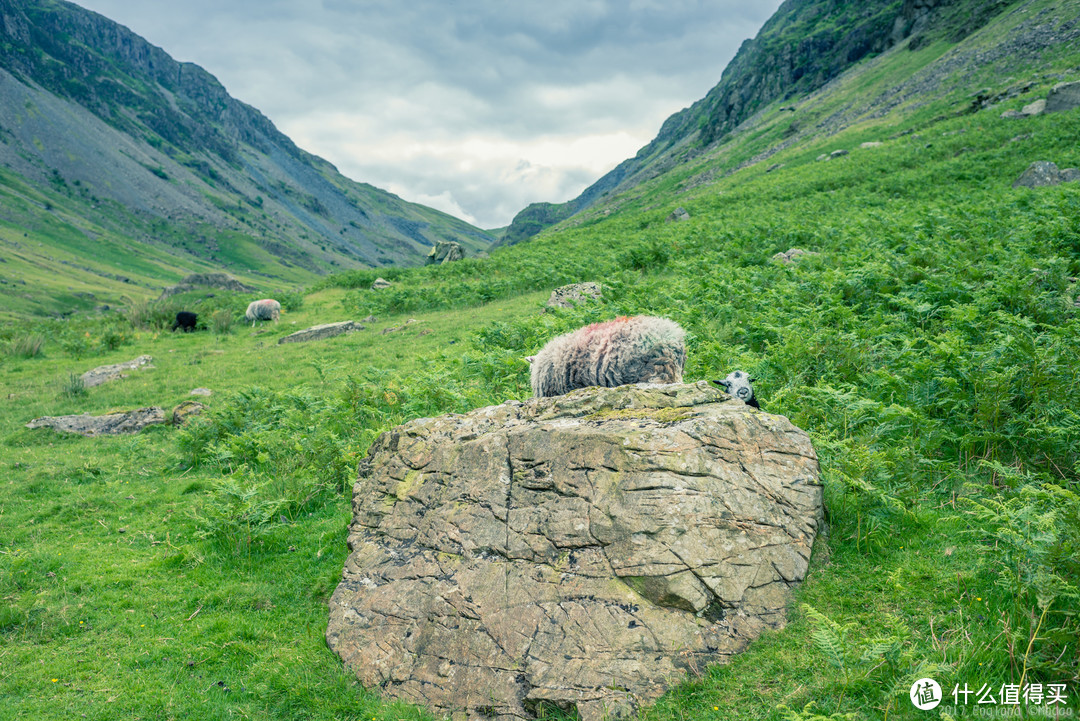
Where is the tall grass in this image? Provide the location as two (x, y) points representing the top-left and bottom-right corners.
(4, 334), (45, 358)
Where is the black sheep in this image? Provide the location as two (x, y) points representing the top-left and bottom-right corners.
(172, 311), (198, 332)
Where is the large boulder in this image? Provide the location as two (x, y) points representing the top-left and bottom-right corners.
(278, 321), (364, 344)
(327, 382), (824, 721)
(426, 241), (465, 265)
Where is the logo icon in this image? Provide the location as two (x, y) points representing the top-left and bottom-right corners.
(910, 678), (942, 710)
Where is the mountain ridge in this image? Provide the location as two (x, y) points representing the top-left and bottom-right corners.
(0, 0), (493, 315)
(500, 0), (1028, 246)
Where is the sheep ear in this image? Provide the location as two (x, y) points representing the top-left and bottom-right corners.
(714, 380), (730, 390)
(749, 377), (757, 383)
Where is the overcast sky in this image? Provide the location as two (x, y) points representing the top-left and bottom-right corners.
(69, 0), (784, 229)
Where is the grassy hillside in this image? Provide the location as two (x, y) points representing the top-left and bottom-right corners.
(2, 6), (1079, 721)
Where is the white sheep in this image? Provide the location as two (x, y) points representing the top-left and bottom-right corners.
(245, 299), (281, 326)
(527, 315), (686, 397)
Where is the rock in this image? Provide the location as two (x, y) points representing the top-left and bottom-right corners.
(829, 149), (849, 158)
(816, 153), (829, 161)
(159, 272), (256, 299)
(190, 388), (212, 396)
(426, 241), (465, 265)
(26, 407), (166, 436)
(1012, 161), (1080, 188)
(371, 277), (392, 290)
(1000, 109), (1026, 119)
(80, 355), (154, 388)
(170, 400), (206, 426)
(859, 141), (883, 148)
(772, 247), (817, 265)
(1046, 81), (1080, 113)
(666, 207), (690, 222)
(765, 163), (785, 173)
(361, 315), (378, 323)
(277, 321), (364, 345)
(381, 319), (423, 335)
(327, 381), (824, 721)
(546, 282), (603, 309)
(1021, 99), (1046, 116)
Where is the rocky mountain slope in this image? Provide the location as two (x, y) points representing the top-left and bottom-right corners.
(501, 0), (1029, 245)
(0, 0), (492, 314)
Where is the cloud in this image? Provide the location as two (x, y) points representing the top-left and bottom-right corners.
(70, 0), (785, 227)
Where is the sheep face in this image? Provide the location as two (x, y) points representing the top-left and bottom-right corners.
(713, 370), (759, 409)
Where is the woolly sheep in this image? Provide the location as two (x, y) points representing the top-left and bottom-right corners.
(245, 299), (281, 326)
(527, 315), (686, 397)
(713, 370), (760, 409)
(172, 310), (197, 332)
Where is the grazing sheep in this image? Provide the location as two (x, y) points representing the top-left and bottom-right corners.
(713, 370), (760, 409)
(245, 299), (281, 326)
(171, 311), (197, 332)
(527, 315), (686, 397)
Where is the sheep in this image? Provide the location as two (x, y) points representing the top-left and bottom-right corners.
(245, 299), (281, 326)
(171, 311), (197, 332)
(527, 315), (686, 397)
(712, 370), (760, 409)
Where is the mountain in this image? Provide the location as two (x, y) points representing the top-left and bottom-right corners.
(0, 0), (493, 315)
(500, 0), (1028, 245)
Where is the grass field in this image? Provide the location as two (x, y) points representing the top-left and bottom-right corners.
(3, 13), (1080, 721)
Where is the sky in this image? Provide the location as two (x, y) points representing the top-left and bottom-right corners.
(69, 0), (785, 229)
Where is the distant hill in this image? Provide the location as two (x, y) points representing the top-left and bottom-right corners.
(500, 0), (1030, 245)
(0, 0), (493, 315)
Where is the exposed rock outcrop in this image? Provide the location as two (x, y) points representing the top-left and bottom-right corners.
(80, 355), (154, 388)
(1013, 161), (1080, 188)
(26, 407), (166, 436)
(1046, 80), (1080, 113)
(327, 382), (824, 721)
(277, 321), (364, 344)
(772, 248), (817, 265)
(426, 241), (465, 265)
(159, 273), (256, 299)
(545, 282), (603, 309)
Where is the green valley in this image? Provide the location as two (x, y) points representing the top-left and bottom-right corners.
(2, 0), (1079, 719)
